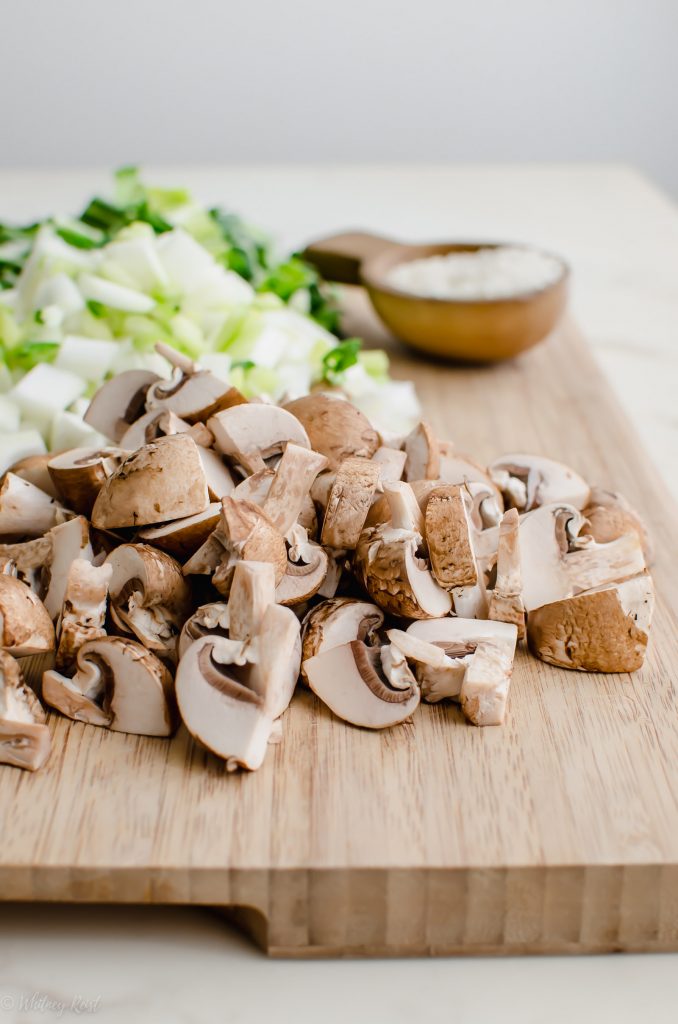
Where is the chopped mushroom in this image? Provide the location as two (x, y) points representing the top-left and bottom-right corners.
(275, 527), (329, 606)
(42, 516), (94, 620)
(0, 473), (68, 539)
(228, 560), (275, 641)
(91, 434), (210, 529)
(487, 508), (526, 638)
(403, 422), (440, 481)
(261, 443), (328, 535)
(527, 573), (654, 673)
(56, 559), (112, 671)
(0, 650), (51, 771)
(283, 393), (379, 471)
(6, 453), (61, 499)
(183, 497), (287, 596)
(47, 446), (127, 517)
(406, 618), (518, 724)
(304, 640), (420, 729)
(105, 544), (193, 656)
(424, 484), (478, 589)
(146, 343), (247, 423)
(0, 575), (55, 656)
(175, 634), (272, 771)
(371, 446), (407, 484)
(137, 504), (222, 560)
(355, 481), (451, 619)
(43, 636), (177, 736)
(178, 601), (230, 659)
(518, 503), (646, 612)
(83, 368), (161, 442)
(490, 453), (590, 512)
(301, 597), (384, 681)
(208, 404), (311, 474)
(320, 457), (380, 551)
(582, 487), (654, 565)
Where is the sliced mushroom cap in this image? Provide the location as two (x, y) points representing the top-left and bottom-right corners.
(261, 443), (328, 535)
(137, 503), (222, 561)
(91, 434), (210, 529)
(178, 601), (230, 659)
(403, 421), (440, 481)
(283, 393), (379, 471)
(147, 346), (246, 423)
(47, 446), (127, 517)
(320, 457), (380, 551)
(6, 452), (61, 499)
(0, 473), (67, 540)
(203, 498), (287, 596)
(582, 487), (654, 565)
(301, 597), (384, 678)
(519, 503), (646, 612)
(55, 559), (112, 672)
(407, 618), (518, 724)
(304, 640), (420, 729)
(42, 516), (94, 620)
(527, 573), (654, 673)
(487, 507), (526, 638)
(105, 543), (193, 654)
(275, 529), (329, 606)
(208, 404), (311, 474)
(175, 635), (272, 771)
(84, 368), (161, 442)
(43, 636), (177, 736)
(490, 453), (590, 512)
(438, 442), (501, 495)
(424, 484), (478, 589)
(0, 575), (55, 656)
(0, 650), (51, 771)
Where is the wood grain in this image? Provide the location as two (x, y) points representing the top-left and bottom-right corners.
(1, 315), (677, 957)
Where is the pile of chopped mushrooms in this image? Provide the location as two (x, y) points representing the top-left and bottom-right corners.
(0, 344), (654, 772)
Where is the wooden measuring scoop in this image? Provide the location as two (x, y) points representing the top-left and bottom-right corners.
(303, 232), (569, 363)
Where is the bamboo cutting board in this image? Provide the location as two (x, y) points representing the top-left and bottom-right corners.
(1, 316), (678, 958)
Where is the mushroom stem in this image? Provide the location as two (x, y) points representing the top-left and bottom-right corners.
(228, 561), (276, 641)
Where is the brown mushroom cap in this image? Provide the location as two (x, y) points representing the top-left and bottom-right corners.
(527, 574), (654, 673)
(490, 453), (590, 512)
(91, 434), (210, 529)
(582, 487), (654, 565)
(0, 575), (55, 656)
(146, 351), (246, 424)
(0, 650), (51, 771)
(283, 393), (379, 471)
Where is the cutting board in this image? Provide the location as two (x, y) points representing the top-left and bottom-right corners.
(2, 311), (678, 958)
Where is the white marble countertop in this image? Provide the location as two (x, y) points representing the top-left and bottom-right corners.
(1, 164), (677, 1022)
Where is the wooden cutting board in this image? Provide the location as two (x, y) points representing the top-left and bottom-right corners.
(1, 313), (678, 958)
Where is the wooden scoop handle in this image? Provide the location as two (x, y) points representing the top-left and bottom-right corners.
(302, 231), (402, 285)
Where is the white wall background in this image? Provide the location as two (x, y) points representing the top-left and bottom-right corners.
(3, 0), (678, 193)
